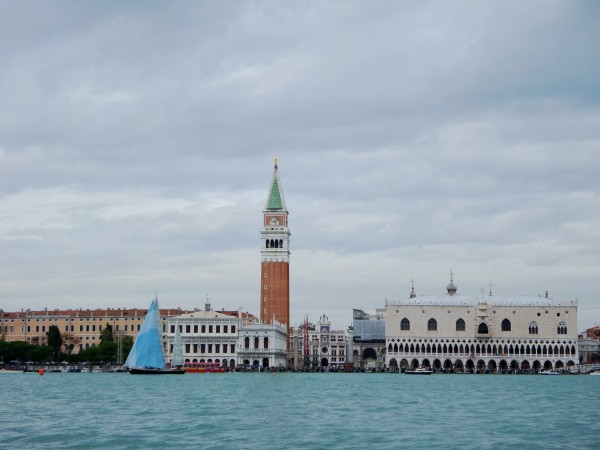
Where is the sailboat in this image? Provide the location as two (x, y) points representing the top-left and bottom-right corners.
(171, 321), (184, 369)
(124, 297), (185, 375)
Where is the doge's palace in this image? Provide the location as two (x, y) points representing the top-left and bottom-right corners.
(385, 275), (578, 373)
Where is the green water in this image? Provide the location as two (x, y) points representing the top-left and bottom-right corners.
(1, 372), (598, 449)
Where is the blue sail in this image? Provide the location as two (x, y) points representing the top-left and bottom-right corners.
(124, 298), (165, 369)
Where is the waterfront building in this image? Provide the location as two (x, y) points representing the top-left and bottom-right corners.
(0, 306), (190, 354)
(166, 300), (241, 370)
(578, 338), (600, 365)
(289, 315), (347, 370)
(165, 300), (287, 370)
(260, 158), (290, 342)
(583, 325), (600, 341)
(349, 308), (386, 370)
(238, 320), (288, 369)
(385, 276), (579, 373)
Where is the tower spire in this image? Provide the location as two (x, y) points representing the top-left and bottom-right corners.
(265, 157), (286, 211)
(410, 278), (416, 298)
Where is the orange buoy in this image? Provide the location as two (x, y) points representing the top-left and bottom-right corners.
(38, 368), (44, 376)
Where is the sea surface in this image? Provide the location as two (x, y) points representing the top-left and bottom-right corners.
(1, 372), (598, 450)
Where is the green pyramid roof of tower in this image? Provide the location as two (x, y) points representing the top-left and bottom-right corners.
(267, 176), (283, 210)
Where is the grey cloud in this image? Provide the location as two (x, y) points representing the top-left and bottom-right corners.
(1, 1), (599, 330)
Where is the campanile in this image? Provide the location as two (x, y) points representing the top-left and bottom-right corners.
(260, 158), (290, 335)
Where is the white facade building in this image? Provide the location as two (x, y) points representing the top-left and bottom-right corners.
(238, 321), (288, 369)
(385, 279), (579, 373)
(166, 300), (288, 370)
(166, 302), (241, 370)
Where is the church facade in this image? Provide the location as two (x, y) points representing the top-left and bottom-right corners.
(385, 277), (579, 373)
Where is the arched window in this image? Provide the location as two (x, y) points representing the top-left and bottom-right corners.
(266, 240), (270, 248)
(529, 322), (538, 334)
(254, 336), (259, 348)
(279, 239), (283, 248)
(428, 318), (437, 331)
(393, 343), (398, 352)
(478, 323), (489, 334)
(400, 318), (410, 331)
(388, 343), (392, 352)
(557, 322), (567, 335)
(501, 319), (511, 332)
(456, 318), (465, 331)
(264, 337), (269, 349)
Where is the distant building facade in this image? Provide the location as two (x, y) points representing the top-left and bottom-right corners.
(385, 277), (579, 373)
(166, 301), (241, 370)
(238, 320), (288, 369)
(289, 315), (347, 370)
(165, 300), (287, 370)
(0, 306), (191, 354)
(583, 325), (600, 341)
(578, 338), (600, 365)
(349, 308), (386, 370)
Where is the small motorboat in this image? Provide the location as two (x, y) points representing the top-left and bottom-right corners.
(405, 368), (433, 375)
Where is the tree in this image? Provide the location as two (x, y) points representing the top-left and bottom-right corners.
(121, 335), (134, 364)
(46, 325), (63, 361)
(62, 333), (80, 356)
(100, 324), (114, 344)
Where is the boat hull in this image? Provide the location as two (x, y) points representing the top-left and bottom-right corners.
(405, 369), (433, 375)
(185, 368), (226, 374)
(128, 368), (185, 375)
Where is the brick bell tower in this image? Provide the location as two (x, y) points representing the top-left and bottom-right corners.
(260, 157), (290, 337)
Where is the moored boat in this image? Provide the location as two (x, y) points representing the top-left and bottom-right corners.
(538, 370), (560, 375)
(406, 367), (433, 375)
(184, 362), (226, 373)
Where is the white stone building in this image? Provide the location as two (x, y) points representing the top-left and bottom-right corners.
(385, 279), (579, 373)
(166, 300), (288, 370)
(238, 320), (288, 369)
(166, 301), (241, 370)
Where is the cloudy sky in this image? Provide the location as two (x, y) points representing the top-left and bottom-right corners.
(1, 1), (599, 331)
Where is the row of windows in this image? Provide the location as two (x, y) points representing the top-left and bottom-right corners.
(244, 337), (269, 349)
(177, 343), (237, 354)
(401, 318), (568, 335)
(170, 324), (236, 334)
(8, 323), (143, 334)
(1, 317), (144, 322)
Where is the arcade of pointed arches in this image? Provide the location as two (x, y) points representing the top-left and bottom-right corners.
(386, 337), (577, 372)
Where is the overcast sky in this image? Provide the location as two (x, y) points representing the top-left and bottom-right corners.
(1, 1), (599, 331)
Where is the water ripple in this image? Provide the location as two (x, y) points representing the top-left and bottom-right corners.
(1, 373), (599, 449)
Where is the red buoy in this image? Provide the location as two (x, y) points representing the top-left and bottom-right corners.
(38, 368), (44, 376)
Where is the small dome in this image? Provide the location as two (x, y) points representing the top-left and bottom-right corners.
(446, 269), (457, 295)
(446, 282), (457, 295)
